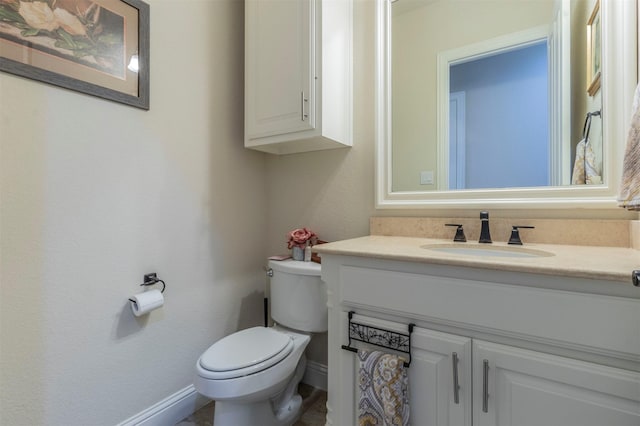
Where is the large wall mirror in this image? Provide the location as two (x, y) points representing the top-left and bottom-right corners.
(375, 0), (637, 209)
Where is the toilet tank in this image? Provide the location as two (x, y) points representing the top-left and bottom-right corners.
(268, 259), (327, 332)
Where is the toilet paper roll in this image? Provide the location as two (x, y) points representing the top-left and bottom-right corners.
(130, 289), (164, 317)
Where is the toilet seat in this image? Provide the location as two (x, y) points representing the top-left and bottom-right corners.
(198, 327), (294, 380)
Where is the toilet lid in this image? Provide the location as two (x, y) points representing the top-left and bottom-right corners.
(199, 327), (293, 374)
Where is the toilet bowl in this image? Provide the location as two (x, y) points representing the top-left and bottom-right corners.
(194, 259), (326, 426)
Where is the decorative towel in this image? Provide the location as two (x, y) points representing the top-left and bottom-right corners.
(618, 83), (640, 210)
(358, 350), (410, 426)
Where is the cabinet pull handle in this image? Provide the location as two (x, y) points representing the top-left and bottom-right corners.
(452, 352), (460, 404)
(301, 92), (308, 121)
(482, 359), (489, 413)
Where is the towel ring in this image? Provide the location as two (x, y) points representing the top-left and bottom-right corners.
(583, 113), (593, 140)
(583, 110), (602, 140)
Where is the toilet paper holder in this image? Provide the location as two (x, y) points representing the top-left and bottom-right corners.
(128, 273), (165, 303)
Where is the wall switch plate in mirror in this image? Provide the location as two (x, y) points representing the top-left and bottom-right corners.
(420, 171), (434, 185)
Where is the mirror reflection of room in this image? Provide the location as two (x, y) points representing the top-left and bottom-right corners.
(391, 0), (602, 192)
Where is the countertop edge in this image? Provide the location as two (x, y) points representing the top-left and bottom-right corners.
(314, 236), (639, 285)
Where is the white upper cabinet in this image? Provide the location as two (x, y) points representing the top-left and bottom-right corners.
(245, 0), (353, 155)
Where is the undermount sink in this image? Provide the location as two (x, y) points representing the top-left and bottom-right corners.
(421, 243), (555, 258)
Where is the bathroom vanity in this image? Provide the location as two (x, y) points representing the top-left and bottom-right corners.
(316, 236), (640, 426)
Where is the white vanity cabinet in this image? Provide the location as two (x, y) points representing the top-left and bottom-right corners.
(474, 340), (640, 426)
(410, 327), (472, 426)
(322, 254), (640, 426)
(244, 0), (352, 155)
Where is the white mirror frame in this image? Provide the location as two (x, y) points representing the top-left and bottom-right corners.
(375, 0), (637, 209)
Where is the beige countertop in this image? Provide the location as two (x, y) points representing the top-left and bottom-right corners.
(314, 235), (640, 284)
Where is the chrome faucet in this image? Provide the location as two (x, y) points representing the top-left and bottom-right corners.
(479, 211), (492, 243)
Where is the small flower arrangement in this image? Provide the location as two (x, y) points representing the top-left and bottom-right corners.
(287, 227), (318, 249)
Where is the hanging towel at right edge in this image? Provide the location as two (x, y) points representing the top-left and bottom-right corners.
(618, 83), (640, 210)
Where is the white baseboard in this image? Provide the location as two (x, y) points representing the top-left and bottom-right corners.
(118, 362), (326, 426)
(302, 360), (328, 391)
(117, 385), (211, 426)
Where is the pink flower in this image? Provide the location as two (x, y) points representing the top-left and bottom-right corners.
(287, 228), (317, 249)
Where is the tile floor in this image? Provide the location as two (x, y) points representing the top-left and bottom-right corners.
(175, 384), (327, 426)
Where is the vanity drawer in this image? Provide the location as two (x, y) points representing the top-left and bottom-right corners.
(339, 265), (640, 358)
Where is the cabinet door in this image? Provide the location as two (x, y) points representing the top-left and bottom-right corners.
(473, 340), (640, 426)
(410, 327), (472, 426)
(245, 0), (315, 140)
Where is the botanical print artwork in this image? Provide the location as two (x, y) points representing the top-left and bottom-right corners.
(0, 0), (125, 78)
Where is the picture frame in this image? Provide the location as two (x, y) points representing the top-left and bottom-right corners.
(586, 0), (601, 97)
(0, 0), (149, 110)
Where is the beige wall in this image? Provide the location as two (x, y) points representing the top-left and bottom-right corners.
(0, 0), (268, 424)
(1, 0), (637, 424)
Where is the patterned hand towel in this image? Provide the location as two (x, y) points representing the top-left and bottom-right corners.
(572, 111), (602, 185)
(358, 350), (410, 426)
(618, 83), (640, 210)
(571, 138), (600, 185)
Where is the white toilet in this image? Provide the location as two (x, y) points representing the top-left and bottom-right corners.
(194, 259), (326, 426)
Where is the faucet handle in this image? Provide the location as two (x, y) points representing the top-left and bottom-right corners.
(445, 224), (467, 242)
(508, 226), (535, 245)
(479, 211), (492, 243)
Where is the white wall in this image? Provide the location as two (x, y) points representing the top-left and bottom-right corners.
(1, 1), (637, 425)
(0, 0), (268, 424)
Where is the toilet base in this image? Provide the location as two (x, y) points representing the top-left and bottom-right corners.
(213, 394), (302, 426)
(213, 355), (307, 426)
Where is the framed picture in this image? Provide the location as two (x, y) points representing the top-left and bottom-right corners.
(586, 0), (601, 97)
(0, 0), (149, 109)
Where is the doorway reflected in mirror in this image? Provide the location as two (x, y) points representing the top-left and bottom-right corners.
(390, 0), (603, 192)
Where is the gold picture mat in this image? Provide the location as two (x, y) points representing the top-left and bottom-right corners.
(586, 0), (601, 97)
